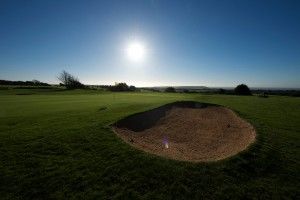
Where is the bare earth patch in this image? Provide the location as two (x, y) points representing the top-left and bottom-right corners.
(113, 102), (256, 162)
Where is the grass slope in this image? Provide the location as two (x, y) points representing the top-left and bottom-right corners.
(0, 89), (299, 199)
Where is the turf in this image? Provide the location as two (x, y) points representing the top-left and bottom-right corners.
(0, 89), (299, 199)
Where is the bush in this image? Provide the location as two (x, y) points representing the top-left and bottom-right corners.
(57, 70), (85, 89)
(165, 87), (176, 93)
(234, 84), (252, 95)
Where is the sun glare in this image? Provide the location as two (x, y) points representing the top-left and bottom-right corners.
(126, 41), (146, 62)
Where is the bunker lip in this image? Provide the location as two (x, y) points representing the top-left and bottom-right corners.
(113, 101), (256, 162)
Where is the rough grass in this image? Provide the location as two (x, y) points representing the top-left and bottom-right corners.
(0, 89), (299, 199)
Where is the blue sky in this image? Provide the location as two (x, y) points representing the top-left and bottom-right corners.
(0, 0), (299, 87)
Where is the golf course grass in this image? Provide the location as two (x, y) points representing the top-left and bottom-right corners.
(0, 88), (299, 199)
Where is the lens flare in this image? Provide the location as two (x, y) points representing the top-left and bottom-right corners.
(163, 136), (169, 149)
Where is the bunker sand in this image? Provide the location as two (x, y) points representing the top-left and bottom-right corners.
(113, 102), (256, 162)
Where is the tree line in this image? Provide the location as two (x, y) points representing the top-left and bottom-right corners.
(4, 70), (298, 96)
(164, 84), (252, 95)
(0, 79), (50, 86)
(58, 70), (137, 91)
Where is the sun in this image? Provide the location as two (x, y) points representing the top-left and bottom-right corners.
(126, 41), (146, 62)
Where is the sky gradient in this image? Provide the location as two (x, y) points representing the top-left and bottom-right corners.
(0, 0), (299, 88)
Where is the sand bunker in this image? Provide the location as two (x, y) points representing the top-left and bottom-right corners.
(113, 101), (256, 162)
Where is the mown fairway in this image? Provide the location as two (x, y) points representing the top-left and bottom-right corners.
(0, 89), (299, 199)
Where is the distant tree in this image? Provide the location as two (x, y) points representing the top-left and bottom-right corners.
(57, 71), (70, 86)
(234, 84), (252, 95)
(101, 83), (137, 92)
(57, 70), (85, 89)
(32, 80), (40, 85)
(165, 87), (176, 93)
(218, 88), (226, 94)
(129, 85), (136, 91)
(112, 82), (129, 91)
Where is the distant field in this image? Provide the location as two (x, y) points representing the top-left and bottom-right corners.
(0, 89), (299, 199)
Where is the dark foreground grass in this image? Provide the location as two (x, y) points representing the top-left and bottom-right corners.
(0, 89), (299, 199)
